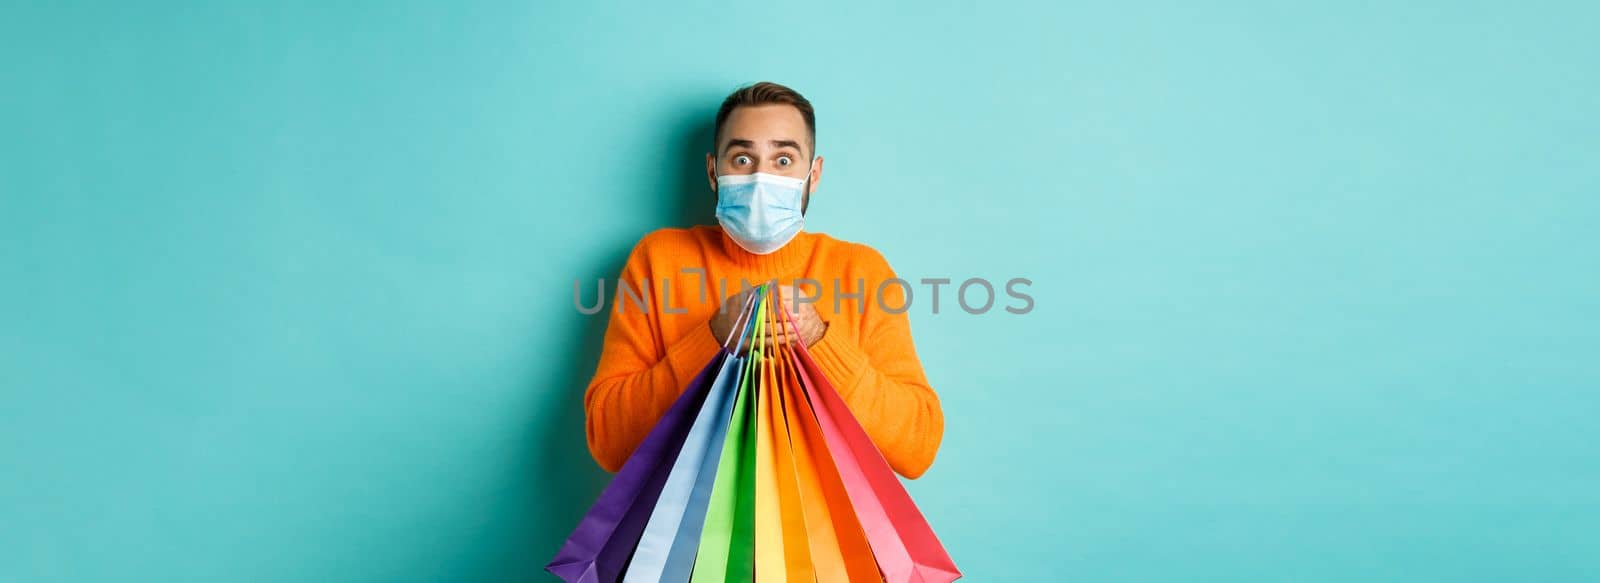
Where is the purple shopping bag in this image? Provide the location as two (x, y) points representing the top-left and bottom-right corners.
(546, 354), (726, 583)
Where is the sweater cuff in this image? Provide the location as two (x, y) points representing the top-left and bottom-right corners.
(807, 326), (871, 400)
(665, 323), (727, 390)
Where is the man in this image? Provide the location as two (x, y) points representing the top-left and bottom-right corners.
(584, 81), (944, 479)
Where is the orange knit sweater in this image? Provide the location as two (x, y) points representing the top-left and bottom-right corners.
(584, 225), (945, 479)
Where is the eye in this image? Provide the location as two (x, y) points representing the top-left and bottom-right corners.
(776, 156), (793, 167)
(733, 155), (752, 166)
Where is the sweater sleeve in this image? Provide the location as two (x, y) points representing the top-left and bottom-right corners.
(583, 241), (725, 472)
(806, 254), (946, 479)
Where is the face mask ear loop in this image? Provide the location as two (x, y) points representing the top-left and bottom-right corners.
(798, 155), (817, 215)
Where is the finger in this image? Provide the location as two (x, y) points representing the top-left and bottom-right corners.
(764, 323), (795, 340)
(764, 330), (798, 347)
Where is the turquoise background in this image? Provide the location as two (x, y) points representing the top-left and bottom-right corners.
(3, 1), (1597, 581)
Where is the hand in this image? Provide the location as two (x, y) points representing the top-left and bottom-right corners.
(772, 285), (828, 348)
(707, 287), (785, 354)
(708, 286), (827, 354)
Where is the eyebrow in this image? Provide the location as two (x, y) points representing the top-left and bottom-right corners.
(720, 138), (808, 155)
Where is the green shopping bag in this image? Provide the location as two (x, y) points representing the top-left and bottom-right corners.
(690, 289), (766, 582)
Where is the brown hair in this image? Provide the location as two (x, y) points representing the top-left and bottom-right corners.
(713, 81), (816, 154)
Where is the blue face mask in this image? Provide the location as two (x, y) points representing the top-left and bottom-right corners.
(714, 164), (811, 255)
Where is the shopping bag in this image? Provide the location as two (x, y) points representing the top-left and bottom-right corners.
(689, 345), (758, 582)
(546, 356), (725, 583)
(624, 294), (760, 582)
(779, 303), (961, 583)
(772, 327), (882, 581)
(621, 352), (742, 581)
(754, 295), (816, 582)
(690, 287), (771, 582)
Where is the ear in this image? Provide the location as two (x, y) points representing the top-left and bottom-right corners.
(705, 152), (718, 195)
(808, 156), (824, 194)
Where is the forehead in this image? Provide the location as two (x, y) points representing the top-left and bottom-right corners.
(720, 104), (809, 150)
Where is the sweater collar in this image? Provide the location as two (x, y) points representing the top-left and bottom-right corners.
(716, 226), (816, 275)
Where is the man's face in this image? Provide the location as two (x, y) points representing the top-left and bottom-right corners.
(706, 104), (824, 210)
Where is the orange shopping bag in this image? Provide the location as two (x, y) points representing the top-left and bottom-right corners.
(771, 309), (882, 581)
(752, 292), (814, 581)
(778, 301), (961, 582)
